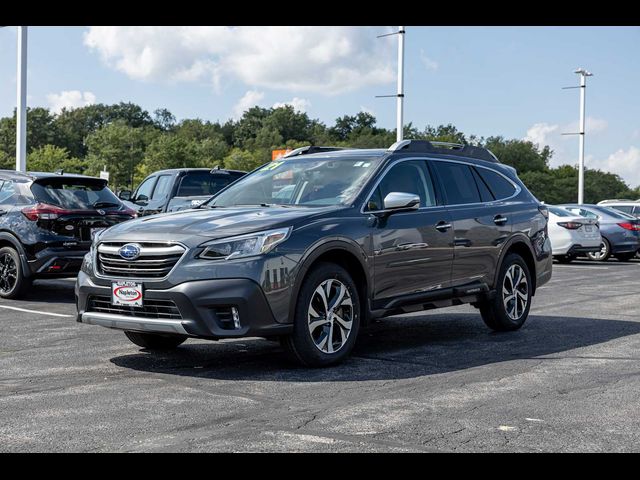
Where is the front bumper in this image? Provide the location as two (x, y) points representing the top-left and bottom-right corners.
(76, 271), (292, 339)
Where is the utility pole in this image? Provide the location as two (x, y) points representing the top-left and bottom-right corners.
(376, 26), (406, 142)
(562, 68), (593, 204)
(16, 26), (28, 172)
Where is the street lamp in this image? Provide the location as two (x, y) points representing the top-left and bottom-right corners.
(16, 26), (28, 172)
(376, 26), (406, 142)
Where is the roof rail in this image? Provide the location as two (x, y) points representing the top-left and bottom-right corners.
(387, 139), (500, 163)
(597, 199), (637, 204)
(282, 146), (348, 158)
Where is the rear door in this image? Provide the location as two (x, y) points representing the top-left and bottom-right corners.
(431, 160), (513, 289)
(368, 159), (454, 300)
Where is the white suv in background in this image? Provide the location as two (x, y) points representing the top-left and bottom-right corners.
(548, 205), (601, 263)
(597, 199), (640, 218)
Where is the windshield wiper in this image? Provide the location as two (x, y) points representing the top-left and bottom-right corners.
(93, 201), (120, 209)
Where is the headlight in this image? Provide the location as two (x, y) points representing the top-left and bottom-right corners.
(198, 227), (292, 260)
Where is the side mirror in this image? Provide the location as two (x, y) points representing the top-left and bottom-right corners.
(383, 192), (420, 211)
(136, 194), (149, 204)
(118, 190), (132, 201)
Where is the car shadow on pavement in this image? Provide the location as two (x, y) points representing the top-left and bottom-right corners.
(110, 313), (640, 382)
(21, 279), (77, 304)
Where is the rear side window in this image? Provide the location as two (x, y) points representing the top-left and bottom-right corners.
(432, 161), (481, 205)
(0, 180), (15, 203)
(476, 168), (516, 200)
(612, 205), (633, 214)
(470, 168), (494, 202)
(177, 173), (233, 197)
(30, 178), (120, 209)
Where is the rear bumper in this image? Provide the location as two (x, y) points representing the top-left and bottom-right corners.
(610, 241), (640, 254)
(75, 271), (292, 339)
(27, 248), (89, 277)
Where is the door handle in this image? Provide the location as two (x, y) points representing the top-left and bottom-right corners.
(494, 215), (508, 225)
(395, 242), (429, 251)
(435, 221), (452, 232)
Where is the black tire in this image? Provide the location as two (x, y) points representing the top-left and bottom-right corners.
(0, 246), (32, 299)
(124, 331), (187, 350)
(614, 252), (636, 262)
(555, 254), (574, 264)
(480, 253), (532, 332)
(280, 262), (361, 367)
(587, 238), (611, 262)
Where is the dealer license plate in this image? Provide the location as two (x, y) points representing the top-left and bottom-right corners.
(112, 281), (143, 307)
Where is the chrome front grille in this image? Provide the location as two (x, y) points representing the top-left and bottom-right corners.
(97, 242), (185, 278)
(87, 295), (183, 320)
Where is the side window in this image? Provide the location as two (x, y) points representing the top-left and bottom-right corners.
(633, 206), (640, 216)
(0, 180), (16, 204)
(366, 160), (436, 211)
(613, 205), (633, 214)
(580, 208), (598, 219)
(135, 177), (157, 201)
(471, 168), (495, 202)
(476, 168), (516, 200)
(151, 175), (172, 200)
(432, 161), (481, 205)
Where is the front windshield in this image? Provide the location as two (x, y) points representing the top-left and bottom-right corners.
(207, 156), (382, 208)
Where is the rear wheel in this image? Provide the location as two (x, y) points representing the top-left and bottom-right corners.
(587, 238), (611, 261)
(480, 253), (532, 332)
(280, 262), (360, 367)
(0, 246), (31, 299)
(124, 331), (187, 350)
(614, 252), (636, 262)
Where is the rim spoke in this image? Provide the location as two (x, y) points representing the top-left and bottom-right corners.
(308, 278), (353, 354)
(308, 318), (329, 332)
(329, 282), (346, 311)
(334, 314), (352, 330)
(314, 284), (329, 314)
(326, 322), (335, 353)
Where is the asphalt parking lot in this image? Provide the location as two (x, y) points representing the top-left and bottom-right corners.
(1, 259), (640, 452)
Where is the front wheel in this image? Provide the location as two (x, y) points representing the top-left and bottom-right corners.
(124, 331), (187, 350)
(280, 262), (361, 367)
(587, 238), (611, 262)
(480, 253), (532, 332)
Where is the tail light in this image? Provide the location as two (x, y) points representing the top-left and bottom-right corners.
(557, 221), (583, 230)
(617, 222), (640, 231)
(109, 206), (138, 218)
(21, 203), (76, 221)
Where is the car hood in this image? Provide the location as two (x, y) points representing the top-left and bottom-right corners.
(99, 205), (341, 246)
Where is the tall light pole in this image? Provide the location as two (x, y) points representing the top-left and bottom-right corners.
(16, 26), (28, 172)
(376, 26), (406, 141)
(563, 68), (593, 204)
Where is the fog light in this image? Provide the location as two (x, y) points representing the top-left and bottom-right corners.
(231, 307), (241, 329)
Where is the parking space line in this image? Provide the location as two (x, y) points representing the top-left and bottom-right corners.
(0, 305), (73, 318)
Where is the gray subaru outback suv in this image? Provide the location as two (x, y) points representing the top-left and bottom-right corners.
(76, 140), (552, 367)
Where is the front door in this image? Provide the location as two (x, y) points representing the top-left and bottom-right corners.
(366, 160), (454, 300)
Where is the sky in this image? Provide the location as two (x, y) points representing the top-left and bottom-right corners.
(1, 26), (639, 186)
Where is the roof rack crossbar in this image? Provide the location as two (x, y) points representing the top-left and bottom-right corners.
(282, 146), (349, 158)
(387, 139), (499, 163)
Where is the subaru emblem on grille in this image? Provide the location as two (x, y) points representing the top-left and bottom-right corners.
(119, 243), (141, 261)
(97, 209), (106, 215)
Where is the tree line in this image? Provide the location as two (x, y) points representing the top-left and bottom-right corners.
(0, 102), (637, 204)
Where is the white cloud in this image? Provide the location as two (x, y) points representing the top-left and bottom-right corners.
(592, 147), (640, 188)
(83, 26), (396, 95)
(272, 97), (311, 113)
(46, 90), (96, 114)
(564, 116), (608, 135)
(232, 90), (265, 119)
(419, 49), (438, 71)
(524, 122), (559, 149)
(359, 105), (376, 116)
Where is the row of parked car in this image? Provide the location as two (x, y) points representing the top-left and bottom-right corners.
(0, 141), (638, 367)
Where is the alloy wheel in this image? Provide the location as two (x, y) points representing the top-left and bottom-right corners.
(307, 279), (354, 354)
(502, 264), (528, 321)
(0, 253), (18, 294)
(588, 241), (608, 261)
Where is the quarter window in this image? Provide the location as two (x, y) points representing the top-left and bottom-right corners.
(471, 168), (495, 202)
(476, 168), (516, 200)
(432, 161), (481, 205)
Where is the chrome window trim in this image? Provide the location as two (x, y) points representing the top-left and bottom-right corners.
(360, 156), (521, 214)
(93, 240), (188, 282)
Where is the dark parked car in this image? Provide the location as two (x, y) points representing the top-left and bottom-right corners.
(118, 168), (246, 217)
(559, 204), (640, 261)
(76, 140), (552, 367)
(0, 170), (136, 298)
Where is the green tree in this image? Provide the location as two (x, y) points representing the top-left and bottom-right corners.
(27, 145), (85, 174)
(223, 148), (265, 172)
(484, 136), (550, 173)
(85, 121), (155, 190)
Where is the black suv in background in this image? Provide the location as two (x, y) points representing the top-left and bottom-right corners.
(77, 140), (552, 367)
(118, 168), (246, 217)
(0, 171), (136, 298)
